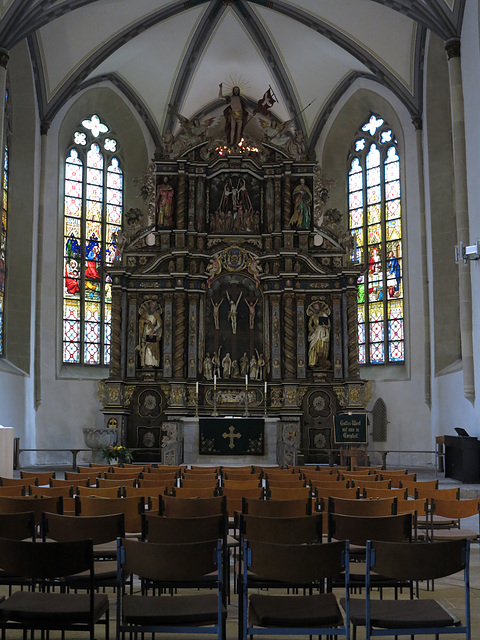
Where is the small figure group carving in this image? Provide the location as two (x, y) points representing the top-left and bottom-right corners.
(203, 348), (265, 381)
(211, 291), (258, 334)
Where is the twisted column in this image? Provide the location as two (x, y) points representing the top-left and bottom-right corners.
(283, 293), (296, 379)
(283, 173), (291, 229)
(173, 292), (186, 378)
(176, 172), (186, 229)
(346, 290), (359, 379)
(110, 288), (122, 378)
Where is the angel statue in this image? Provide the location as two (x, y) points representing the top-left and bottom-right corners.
(168, 103), (215, 147)
(258, 118), (291, 147)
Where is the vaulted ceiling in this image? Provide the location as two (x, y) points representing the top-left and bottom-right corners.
(0, 0), (465, 149)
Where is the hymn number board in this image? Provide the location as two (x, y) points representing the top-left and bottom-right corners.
(333, 414), (367, 444)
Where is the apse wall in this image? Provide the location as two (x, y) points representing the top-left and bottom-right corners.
(317, 80), (433, 467)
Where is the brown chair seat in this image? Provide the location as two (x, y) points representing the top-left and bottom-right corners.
(123, 593), (219, 625)
(348, 597), (459, 628)
(0, 591), (109, 623)
(250, 592), (343, 627)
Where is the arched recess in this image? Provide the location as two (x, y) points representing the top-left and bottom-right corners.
(425, 33), (460, 375)
(2, 41), (37, 374)
(56, 85), (151, 375)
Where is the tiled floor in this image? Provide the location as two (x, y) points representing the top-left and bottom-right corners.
(4, 465), (479, 639)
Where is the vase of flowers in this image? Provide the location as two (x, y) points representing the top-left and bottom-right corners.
(102, 445), (133, 464)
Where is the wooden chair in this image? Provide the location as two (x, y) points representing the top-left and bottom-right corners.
(400, 478), (438, 495)
(77, 464), (111, 474)
(104, 471), (140, 481)
(240, 512), (323, 544)
(328, 496), (397, 516)
(0, 538), (110, 639)
(172, 486), (219, 498)
(116, 538), (226, 640)
(328, 512), (412, 547)
(430, 498), (480, 541)
(28, 484), (73, 498)
(356, 479), (392, 490)
(220, 486), (264, 516)
(315, 486), (361, 500)
(0, 484), (25, 496)
(0, 477), (31, 487)
(0, 495), (63, 531)
(388, 472), (418, 487)
(310, 479), (351, 490)
(75, 495), (145, 534)
(0, 512), (37, 593)
(51, 476), (90, 488)
(64, 471), (98, 483)
(158, 494), (226, 518)
(241, 539), (350, 640)
(413, 486), (460, 500)
(97, 476), (137, 488)
(222, 478), (262, 490)
(76, 485), (124, 498)
(395, 497), (429, 541)
(265, 477), (306, 489)
(363, 487), (408, 500)
(42, 511), (126, 588)
(20, 470), (56, 484)
(267, 486), (311, 501)
(347, 539), (471, 640)
(181, 476), (220, 489)
(242, 496), (311, 517)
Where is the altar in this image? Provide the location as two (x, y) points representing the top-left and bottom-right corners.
(182, 417), (279, 466)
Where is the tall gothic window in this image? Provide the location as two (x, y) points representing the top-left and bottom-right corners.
(63, 114), (122, 365)
(348, 114), (404, 365)
(0, 84), (11, 357)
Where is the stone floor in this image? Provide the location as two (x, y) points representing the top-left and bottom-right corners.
(4, 464), (478, 639)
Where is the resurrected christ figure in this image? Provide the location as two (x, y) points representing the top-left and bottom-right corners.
(219, 84), (249, 146)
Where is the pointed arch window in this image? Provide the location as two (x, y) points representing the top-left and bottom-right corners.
(63, 114), (122, 365)
(0, 83), (11, 357)
(348, 114), (404, 365)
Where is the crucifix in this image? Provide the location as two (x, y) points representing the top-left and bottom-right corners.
(222, 425), (242, 450)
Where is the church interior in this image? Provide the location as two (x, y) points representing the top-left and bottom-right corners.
(0, 0), (479, 473)
(0, 3), (479, 639)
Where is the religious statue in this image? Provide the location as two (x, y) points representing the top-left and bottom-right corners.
(227, 291), (242, 334)
(219, 84), (249, 146)
(240, 352), (249, 375)
(289, 178), (312, 230)
(306, 301), (331, 367)
(136, 300), (163, 368)
(244, 298), (258, 329)
(212, 349), (221, 378)
(211, 298), (224, 330)
(169, 103), (215, 147)
(222, 352), (232, 378)
(156, 176), (174, 227)
(249, 352), (258, 380)
(231, 359), (239, 378)
(203, 353), (213, 380)
(256, 351), (266, 380)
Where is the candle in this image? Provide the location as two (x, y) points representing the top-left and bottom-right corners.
(196, 382), (199, 395)
(264, 381), (267, 394)
(245, 374), (248, 389)
(214, 375), (217, 390)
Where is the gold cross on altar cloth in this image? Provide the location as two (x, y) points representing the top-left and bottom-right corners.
(222, 425), (242, 449)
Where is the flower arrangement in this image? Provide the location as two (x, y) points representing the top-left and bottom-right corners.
(102, 444), (133, 464)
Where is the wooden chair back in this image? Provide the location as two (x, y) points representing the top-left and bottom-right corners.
(28, 485), (73, 498)
(363, 487), (408, 500)
(221, 478), (262, 490)
(76, 485), (124, 498)
(240, 513), (322, 544)
(20, 470), (56, 484)
(267, 486), (311, 501)
(220, 486), (264, 515)
(0, 495), (63, 526)
(0, 511), (36, 540)
(97, 477), (137, 488)
(142, 513), (226, 543)
(265, 477), (306, 489)
(356, 479), (392, 490)
(0, 485), (26, 496)
(50, 477), (89, 488)
(328, 512), (412, 546)
(172, 486), (218, 498)
(159, 494), (226, 517)
(242, 497), (311, 517)
(328, 496), (397, 516)
(180, 476), (219, 489)
(64, 471), (98, 483)
(0, 477), (31, 487)
(42, 511), (125, 545)
(414, 486), (459, 500)
(75, 495), (144, 533)
(77, 465), (111, 474)
(315, 486), (361, 500)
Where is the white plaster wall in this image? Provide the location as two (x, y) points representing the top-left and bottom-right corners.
(318, 79), (433, 468)
(30, 84), (152, 465)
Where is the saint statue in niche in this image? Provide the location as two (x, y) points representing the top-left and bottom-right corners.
(289, 178), (312, 230)
(306, 301), (331, 367)
(156, 176), (174, 227)
(136, 299), (163, 368)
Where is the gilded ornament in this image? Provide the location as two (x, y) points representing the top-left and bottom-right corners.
(334, 386), (347, 407)
(124, 386), (136, 406)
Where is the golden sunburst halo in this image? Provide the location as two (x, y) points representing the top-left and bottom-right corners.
(221, 74), (251, 96)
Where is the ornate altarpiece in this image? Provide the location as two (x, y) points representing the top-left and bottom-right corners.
(98, 124), (370, 464)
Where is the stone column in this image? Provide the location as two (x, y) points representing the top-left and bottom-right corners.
(35, 118), (48, 408)
(413, 117), (431, 408)
(445, 38), (474, 404)
(283, 292), (296, 379)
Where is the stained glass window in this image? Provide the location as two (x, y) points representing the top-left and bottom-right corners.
(63, 114), (122, 365)
(348, 114), (404, 365)
(0, 84), (11, 357)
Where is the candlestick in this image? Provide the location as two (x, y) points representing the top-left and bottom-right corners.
(196, 382), (199, 394)
(245, 374), (248, 390)
(214, 374), (217, 390)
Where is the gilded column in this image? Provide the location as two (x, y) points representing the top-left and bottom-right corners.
(173, 292), (186, 378)
(283, 292), (296, 379)
(176, 164), (186, 229)
(445, 38), (474, 404)
(110, 287), (122, 378)
(346, 290), (359, 379)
